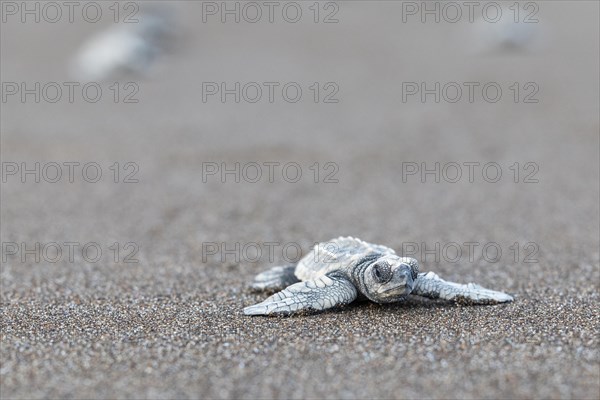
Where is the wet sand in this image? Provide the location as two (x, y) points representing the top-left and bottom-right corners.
(1, 2), (599, 399)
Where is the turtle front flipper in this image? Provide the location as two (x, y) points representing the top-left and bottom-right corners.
(412, 272), (513, 304)
(251, 265), (300, 292)
(244, 274), (357, 316)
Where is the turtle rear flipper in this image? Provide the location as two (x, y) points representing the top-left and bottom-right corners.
(412, 272), (513, 304)
(251, 265), (299, 292)
(244, 274), (357, 316)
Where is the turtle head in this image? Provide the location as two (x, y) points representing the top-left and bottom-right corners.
(361, 255), (419, 303)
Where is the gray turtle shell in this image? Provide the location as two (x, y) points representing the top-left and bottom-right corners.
(295, 236), (396, 281)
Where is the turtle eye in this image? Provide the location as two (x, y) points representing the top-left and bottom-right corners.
(371, 263), (392, 283)
(373, 265), (382, 280)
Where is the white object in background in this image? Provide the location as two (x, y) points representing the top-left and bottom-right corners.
(70, 9), (173, 81)
(471, 17), (538, 54)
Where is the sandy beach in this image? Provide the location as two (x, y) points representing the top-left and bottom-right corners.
(1, 2), (598, 398)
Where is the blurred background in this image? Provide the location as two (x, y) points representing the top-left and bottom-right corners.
(1, 1), (599, 399)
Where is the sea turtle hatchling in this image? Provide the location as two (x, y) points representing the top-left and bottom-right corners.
(244, 236), (513, 316)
